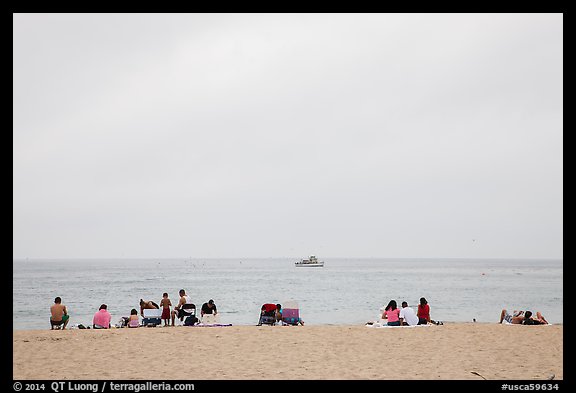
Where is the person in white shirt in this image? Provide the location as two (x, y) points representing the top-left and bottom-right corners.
(399, 301), (420, 326)
(171, 289), (195, 326)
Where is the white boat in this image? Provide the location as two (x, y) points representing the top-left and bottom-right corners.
(295, 255), (324, 267)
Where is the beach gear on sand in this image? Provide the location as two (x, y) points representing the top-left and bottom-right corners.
(184, 314), (199, 326)
(257, 303), (278, 326)
(142, 309), (162, 327)
(201, 313), (220, 325)
(179, 303), (196, 319)
(281, 300), (302, 326)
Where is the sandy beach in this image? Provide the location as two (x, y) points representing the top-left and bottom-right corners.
(13, 323), (562, 380)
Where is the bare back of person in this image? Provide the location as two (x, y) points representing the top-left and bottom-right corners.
(140, 299), (159, 316)
(50, 301), (69, 329)
(50, 304), (66, 321)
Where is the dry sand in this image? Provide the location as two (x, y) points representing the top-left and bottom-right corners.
(13, 323), (562, 380)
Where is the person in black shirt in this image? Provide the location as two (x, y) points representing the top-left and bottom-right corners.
(522, 311), (549, 325)
(201, 299), (218, 317)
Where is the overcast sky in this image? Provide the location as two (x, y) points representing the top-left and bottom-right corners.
(13, 13), (563, 259)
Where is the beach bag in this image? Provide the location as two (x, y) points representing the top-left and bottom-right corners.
(184, 315), (198, 326)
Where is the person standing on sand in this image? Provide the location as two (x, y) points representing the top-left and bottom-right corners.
(50, 297), (69, 330)
(159, 293), (172, 327)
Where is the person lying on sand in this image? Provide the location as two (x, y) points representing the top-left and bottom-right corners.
(521, 311), (549, 325)
(500, 309), (549, 325)
(499, 309), (525, 324)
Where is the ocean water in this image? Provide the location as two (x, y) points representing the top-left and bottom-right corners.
(12, 258), (563, 330)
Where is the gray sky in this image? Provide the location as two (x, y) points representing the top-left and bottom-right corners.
(13, 13), (563, 259)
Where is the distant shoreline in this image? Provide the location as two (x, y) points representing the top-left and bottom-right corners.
(9, 320), (566, 331)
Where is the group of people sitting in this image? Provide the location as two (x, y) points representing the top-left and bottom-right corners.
(49, 289), (218, 329)
(377, 297), (436, 327)
(138, 289), (217, 327)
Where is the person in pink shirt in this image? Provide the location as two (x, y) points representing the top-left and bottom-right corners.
(381, 300), (401, 326)
(93, 304), (112, 329)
